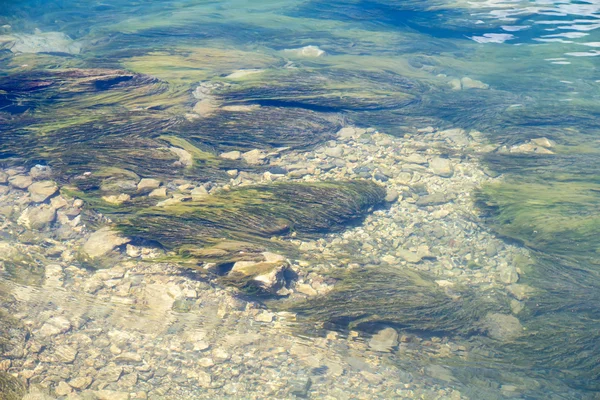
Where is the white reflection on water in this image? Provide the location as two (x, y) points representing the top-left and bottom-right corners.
(461, 0), (600, 65)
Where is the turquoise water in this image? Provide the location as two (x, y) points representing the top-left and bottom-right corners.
(1, 1), (599, 399)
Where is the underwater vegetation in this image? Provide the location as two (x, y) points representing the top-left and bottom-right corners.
(117, 180), (386, 261)
(1, 0), (600, 396)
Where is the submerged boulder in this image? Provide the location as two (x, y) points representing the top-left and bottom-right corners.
(227, 260), (290, 293)
(283, 45), (326, 58)
(17, 205), (56, 230)
(483, 313), (524, 341)
(1, 31), (82, 54)
(369, 327), (399, 352)
(28, 180), (58, 202)
(81, 227), (130, 260)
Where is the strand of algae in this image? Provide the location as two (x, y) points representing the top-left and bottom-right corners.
(116, 180), (386, 257)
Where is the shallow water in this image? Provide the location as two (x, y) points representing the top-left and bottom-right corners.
(0, 1), (599, 399)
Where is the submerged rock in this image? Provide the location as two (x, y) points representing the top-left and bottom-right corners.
(228, 261), (289, 293)
(242, 149), (267, 165)
(283, 45), (325, 57)
(2, 31), (82, 54)
(219, 150), (242, 160)
(509, 142), (554, 155)
(369, 327), (399, 352)
(17, 205), (56, 230)
(29, 165), (52, 180)
(483, 313), (524, 341)
(395, 249), (422, 263)
(27, 180), (58, 202)
(137, 178), (161, 192)
(429, 157), (454, 177)
(81, 227), (130, 260)
(8, 175), (32, 190)
(460, 77), (489, 90)
(102, 194), (131, 205)
(416, 192), (453, 207)
(384, 189), (399, 203)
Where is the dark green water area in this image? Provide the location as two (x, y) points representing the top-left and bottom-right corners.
(1, 0), (599, 398)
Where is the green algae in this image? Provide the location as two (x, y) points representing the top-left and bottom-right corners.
(281, 265), (499, 334)
(478, 180), (600, 256)
(117, 180), (386, 260)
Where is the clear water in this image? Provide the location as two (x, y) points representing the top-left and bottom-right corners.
(0, 1), (599, 399)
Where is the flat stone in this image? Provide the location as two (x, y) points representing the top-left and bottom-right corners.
(510, 142), (554, 155)
(196, 371), (212, 388)
(137, 178), (161, 192)
(530, 137), (555, 148)
(96, 363), (123, 382)
(8, 32), (82, 54)
(416, 192), (452, 207)
(242, 149), (266, 165)
(29, 165), (52, 180)
(118, 373), (138, 388)
(193, 98), (219, 117)
(38, 316), (71, 338)
(384, 189), (399, 203)
(198, 358), (214, 368)
(8, 175), (32, 189)
(55, 381), (72, 396)
(402, 154), (428, 165)
(262, 252), (286, 263)
(219, 151), (242, 160)
(54, 345), (77, 363)
(27, 180), (58, 202)
(483, 313), (523, 341)
(324, 146), (344, 158)
(255, 311), (274, 323)
(231, 261), (288, 292)
(283, 45), (325, 57)
(81, 228), (130, 260)
(396, 249), (422, 263)
(114, 352), (143, 364)
(148, 187), (167, 198)
(461, 77), (489, 90)
(102, 194), (130, 205)
(69, 376), (93, 390)
(296, 283), (318, 296)
(369, 327), (398, 352)
(438, 128), (470, 146)
(17, 205), (56, 230)
(169, 146), (193, 167)
(225, 69), (264, 79)
(429, 157), (454, 177)
(337, 127), (357, 140)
